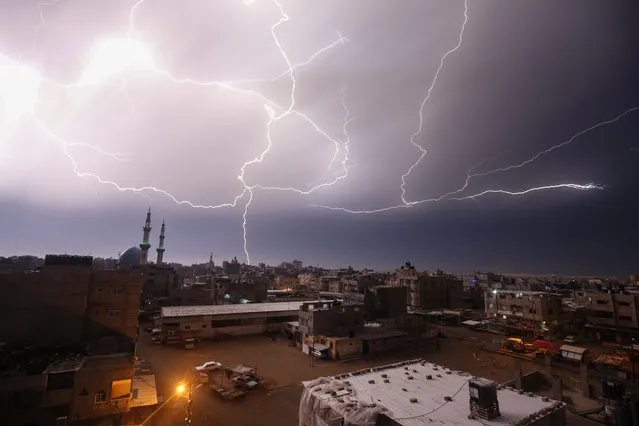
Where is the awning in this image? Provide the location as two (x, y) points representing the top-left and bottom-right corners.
(559, 345), (587, 361)
(462, 320), (481, 326)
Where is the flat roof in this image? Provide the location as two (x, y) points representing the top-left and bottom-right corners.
(301, 359), (564, 426)
(161, 301), (307, 318)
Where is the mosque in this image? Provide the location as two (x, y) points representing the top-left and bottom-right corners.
(118, 208), (167, 269)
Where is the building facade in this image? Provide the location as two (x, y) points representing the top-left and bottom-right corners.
(0, 254), (143, 425)
(485, 290), (563, 327)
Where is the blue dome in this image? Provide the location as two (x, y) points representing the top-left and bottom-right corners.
(118, 246), (141, 269)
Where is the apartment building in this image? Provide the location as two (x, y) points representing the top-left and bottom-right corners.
(485, 290), (562, 325)
(576, 291), (639, 330)
(298, 301), (365, 338)
(298, 273), (318, 290)
(0, 254), (143, 425)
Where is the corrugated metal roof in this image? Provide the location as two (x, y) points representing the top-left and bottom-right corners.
(302, 359), (565, 426)
(161, 301), (306, 318)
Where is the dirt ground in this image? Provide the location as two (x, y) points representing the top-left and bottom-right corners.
(136, 326), (547, 426)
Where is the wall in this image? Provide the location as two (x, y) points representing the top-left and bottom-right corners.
(0, 265), (91, 344)
(85, 270), (142, 345)
(71, 354), (134, 422)
(329, 338), (363, 360)
(374, 286), (407, 318)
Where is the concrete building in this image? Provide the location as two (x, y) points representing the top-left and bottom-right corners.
(486, 290), (562, 322)
(160, 301), (304, 345)
(370, 285), (408, 319)
(299, 359), (566, 426)
(0, 255), (142, 350)
(0, 254), (143, 425)
(298, 273), (318, 290)
(576, 291), (639, 329)
(0, 350), (137, 426)
(396, 263), (463, 310)
(298, 301), (365, 338)
(575, 291), (639, 343)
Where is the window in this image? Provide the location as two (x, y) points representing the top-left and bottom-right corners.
(184, 325), (190, 330)
(108, 309), (121, 317)
(132, 389), (139, 400)
(619, 315), (633, 322)
(202, 324), (207, 328)
(111, 379), (131, 399)
(110, 288), (123, 295)
(596, 299), (609, 305)
(94, 391), (107, 403)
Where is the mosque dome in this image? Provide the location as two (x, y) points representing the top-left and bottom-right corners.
(118, 246), (141, 269)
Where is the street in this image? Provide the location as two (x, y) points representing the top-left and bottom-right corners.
(135, 326), (564, 426)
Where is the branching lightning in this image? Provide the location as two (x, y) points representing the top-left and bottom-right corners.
(400, 0), (469, 205)
(2, 0), (350, 264)
(1, 0), (633, 263)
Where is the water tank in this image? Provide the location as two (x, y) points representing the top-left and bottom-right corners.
(469, 378), (500, 420)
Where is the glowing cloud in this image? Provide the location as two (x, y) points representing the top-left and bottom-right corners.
(77, 38), (154, 86)
(0, 61), (43, 121)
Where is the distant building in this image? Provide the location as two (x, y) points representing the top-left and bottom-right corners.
(299, 360), (567, 426)
(370, 285), (408, 319)
(575, 291), (639, 343)
(395, 263), (463, 310)
(485, 290), (563, 334)
(160, 302), (302, 345)
(274, 275), (299, 290)
(298, 273), (318, 290)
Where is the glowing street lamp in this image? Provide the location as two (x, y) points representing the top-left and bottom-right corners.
(176, 384), (186, 394)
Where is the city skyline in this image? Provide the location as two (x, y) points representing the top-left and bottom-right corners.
(1, 1), (638, 276)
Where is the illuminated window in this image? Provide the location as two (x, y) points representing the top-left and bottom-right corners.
(111, 379), (132, 400)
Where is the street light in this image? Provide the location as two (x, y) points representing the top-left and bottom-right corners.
(176, 384), (186, 394)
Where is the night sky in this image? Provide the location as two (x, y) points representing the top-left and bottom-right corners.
(0, 0), (638, 276)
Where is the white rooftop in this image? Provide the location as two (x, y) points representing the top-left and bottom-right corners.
(300, 359), (565, 426)
(161, 301), (307, 318)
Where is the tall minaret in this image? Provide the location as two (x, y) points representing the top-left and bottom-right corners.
(139, 207), (152, 265)
(156, 220), (166, 265)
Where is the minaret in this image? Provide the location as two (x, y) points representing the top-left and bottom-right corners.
(156, 220), (166, 265)
(139, 207), (152, 265)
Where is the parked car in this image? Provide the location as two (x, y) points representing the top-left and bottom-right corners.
(564, 335), (579, 344)
(195, 361), (222, 373)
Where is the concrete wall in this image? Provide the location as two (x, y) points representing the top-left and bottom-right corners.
(71, 355), (134, 421)
(299, 304), (365, 337)
(0, 265), (91, 344)
(85, 270), (142, 344)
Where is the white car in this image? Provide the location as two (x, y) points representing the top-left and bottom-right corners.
(194, 361), (222, 373)
(564, 335), (579, 344)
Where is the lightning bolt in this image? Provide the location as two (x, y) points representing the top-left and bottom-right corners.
(1, 0), (349, 264)
(311, 103), (637, 214)
(2, 0), (624, 264)
(400, 0), (469, 205)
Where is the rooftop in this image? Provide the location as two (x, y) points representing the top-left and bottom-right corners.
(161, 301), (311, 318)
(300, 359), (565, 426)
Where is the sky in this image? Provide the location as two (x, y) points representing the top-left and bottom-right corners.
(0, 0), (638, 276)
